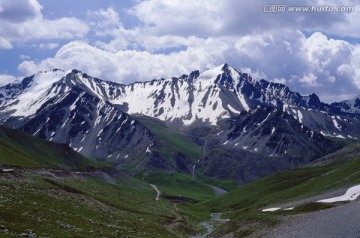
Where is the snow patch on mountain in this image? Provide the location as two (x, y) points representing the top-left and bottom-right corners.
(262, 207), (281, 212)
(238, 93), (250, 112)
(109, 65), (243, 125)
(199, 64), (225, 81)
(271, 127), (276, 135)
(318, 184), (360, 203)
(297, 110), (303, 123)
(332, 116), (341, 131)
(228, 104), (240, 114)
(1, 64), (360, 141)
(2, 70), (68, 117)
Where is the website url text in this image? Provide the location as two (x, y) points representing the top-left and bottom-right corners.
(262, 5), (354, 13)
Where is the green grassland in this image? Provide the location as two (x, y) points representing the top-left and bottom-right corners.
(139, 171), (215, 202)
(196, 174), (239, 191)
(0, 126), (107, 170)
(0, 171), (186, 237)
(134, 116), (203, 162)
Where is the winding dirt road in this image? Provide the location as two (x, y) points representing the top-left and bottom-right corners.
(149, 184), (161, 201)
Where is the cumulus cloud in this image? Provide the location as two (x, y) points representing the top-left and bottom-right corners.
(0, 74), (18, 86)
(38, 43), (59, 50)
(0, 0), (42, 23)
(19, 54), (31, 60)
(129, 0), (224, 36)
(351, 46), (360, 88)
(11, 0), (360, 102)
(18, 39), (228, 84)
(18, 29), (360, 102)
(0, 37), (12, 49)
(87, 8), (131, 52)
(129, 0), (357, 37)
(0, 0), (88, 46)
(298, 73), (320, 87)
(87, 8), (124, 37)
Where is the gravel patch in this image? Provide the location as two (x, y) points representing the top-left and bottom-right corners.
(264, 199), (360, 238)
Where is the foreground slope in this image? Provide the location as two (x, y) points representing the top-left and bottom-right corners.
(0, 126), (205, 237)
(0, 170), (185, 238)
(201, 142), (360, 237)
(264, 200), (360, 238)
(0, 125), (106, 170)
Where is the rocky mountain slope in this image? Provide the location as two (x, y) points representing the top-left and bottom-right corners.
(197, 105), (340, 181)
(0, 125), (106, 170)
(0, 65), (359, 180)
(0, 70), (154, 171)
(53, 64), (360, 139)
(330, 95), (360, 119)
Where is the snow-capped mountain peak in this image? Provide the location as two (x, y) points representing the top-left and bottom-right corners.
(104, 63), (251, 125)
(0, 69), (68, 117)
(1, 64), (360, 138)
(330, 95), (360, 115)
(197, 63), (243, 88)
(1, 64), (360, 181)
(198, 63), (229, 80)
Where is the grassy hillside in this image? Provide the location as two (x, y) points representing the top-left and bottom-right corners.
(201, 142), (360, 237)
(0, 125), (107, 170)
(0, 170), (190, 237)
(0, 125), (211, 237)
(196, 174), (239, 191)
(134, 116), (203, 162)
(139, 171), (215, 202)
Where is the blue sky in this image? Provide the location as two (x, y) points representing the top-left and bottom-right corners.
(0, 0), (360, 102)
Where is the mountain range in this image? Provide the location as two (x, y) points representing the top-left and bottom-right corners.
(1, 64), (359, 181)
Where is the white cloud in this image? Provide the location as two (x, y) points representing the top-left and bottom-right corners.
(0, 74), (18, 86)
(240, 67), (267, 80)
(0, 0), (88, 46)
(6, 0), (360, 102)
(351, 46), (360, 88)
(303, 32), (351, 73)
(86, 8), (207, 54)
(233, 30), (310, 82)
(129, 0), (360, 38)
(87, 8), (123, 37)
(39, 43), (59, 50)
(130, 0), (224, 36)
(0, 0), (42, 23)
(19, 54), (31, 60)
(0, 37), (12, 49)
(18, 39), (229, 84)
(272, 78), (287, 84)
(2, 17), (89, 42)
(18, 28), (360, 102)
(87, 8), (131, 52)
(298, 73), (320, 87)
(299, 32), (359, 92)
